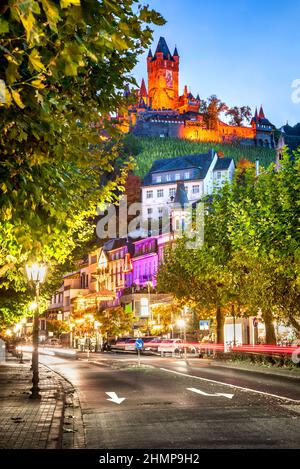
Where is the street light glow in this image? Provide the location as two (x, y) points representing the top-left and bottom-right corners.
(176, 319), (185, 328)
(26, 263), (47, 283)
(29, 301), (38, 311)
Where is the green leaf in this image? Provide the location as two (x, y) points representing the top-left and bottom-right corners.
(29, 49), (45, 71)
(0, 18), (9, 33)
(41, 0), (62, 33)
(11, 89), (25, 108)
(60, 0), (81, 8)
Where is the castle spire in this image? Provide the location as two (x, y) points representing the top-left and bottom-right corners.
(173, 46), (179, 57)
(259, 105), (265, 119)
(147, 49), (153, 58)
(154, 37), (172, 59)
(254, 107), (258, 119)
(140, 78), (147, 98)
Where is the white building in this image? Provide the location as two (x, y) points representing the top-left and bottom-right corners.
(141, 149), (235, 233)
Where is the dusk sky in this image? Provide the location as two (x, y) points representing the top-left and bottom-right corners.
(133, 0), (300, 127)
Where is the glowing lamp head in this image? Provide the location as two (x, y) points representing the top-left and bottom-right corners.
(176, 319), (185, 328)
(29, 301), (38, 311)
(26, 263), (47, 283)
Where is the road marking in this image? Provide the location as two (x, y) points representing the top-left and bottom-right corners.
(106, 391), (126, 405)
(160, 368), (300, 403)
(187, 387), (234, 399)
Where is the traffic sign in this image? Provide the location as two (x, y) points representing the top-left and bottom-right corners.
(199, 320), (210, 331)
(135, 338), (144, 350)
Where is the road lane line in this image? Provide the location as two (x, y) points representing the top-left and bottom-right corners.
(160, 367), (300, 403)
(187, 387), (234, 399)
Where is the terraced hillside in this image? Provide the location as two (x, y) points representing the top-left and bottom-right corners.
(125, 136), (276, 178)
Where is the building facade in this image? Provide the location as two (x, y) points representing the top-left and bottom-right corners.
(141, 150), (235, 227)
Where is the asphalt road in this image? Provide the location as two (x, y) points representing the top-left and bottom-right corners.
(40, 353), (300, 449)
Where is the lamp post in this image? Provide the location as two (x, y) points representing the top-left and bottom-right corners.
(176, 318), (187, 360)
(26, 263), (47, 399)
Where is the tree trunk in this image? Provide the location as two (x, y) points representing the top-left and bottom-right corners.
(216, 306), (224, 344)
(263, 310), (277, 345)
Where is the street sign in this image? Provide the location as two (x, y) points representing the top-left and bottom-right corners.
(135, 338), (144, 350)
(199, 320), (210, 331)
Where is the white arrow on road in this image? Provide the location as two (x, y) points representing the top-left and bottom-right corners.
(106, 392), (126, 405)
(187, 387), (234, 399)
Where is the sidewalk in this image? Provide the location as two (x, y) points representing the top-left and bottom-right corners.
(0, 355), (83, 449)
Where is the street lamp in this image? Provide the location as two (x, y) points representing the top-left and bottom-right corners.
(26, 263), (47, 399)
(176, 318), (187, 360)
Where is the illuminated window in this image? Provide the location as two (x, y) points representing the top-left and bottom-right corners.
(184, 172), (190, 180)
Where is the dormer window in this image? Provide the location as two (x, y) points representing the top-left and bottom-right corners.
(175, 173), (180, 181)
(184, 172), (190, 180)
(166, 174), (171, 182)
(156, 175), (162, 183)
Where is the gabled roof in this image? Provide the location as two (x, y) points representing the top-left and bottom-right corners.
(214, 157), (233, 171)
(143, 151), (216, 185)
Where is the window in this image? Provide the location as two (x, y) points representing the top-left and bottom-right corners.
(90, 255), (97, 264)
(184, 172), (190, 180)
(147, 208), (153, 215)
(169, 187), (176, 197)
(166, 174), (171, 182)
(158, 207), (163, 215)
(156, 175), (162, 183)
(175, 173), (180, 181)
(192, 185), (200, 194)
(146, 190), (153, 199)
(217, 171), (222, 180)
(184, 185), (188, 192)
(157, 189), (164, 198)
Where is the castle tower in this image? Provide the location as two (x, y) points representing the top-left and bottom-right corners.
(147, 37), (179, 110)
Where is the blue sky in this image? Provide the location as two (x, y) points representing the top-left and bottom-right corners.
(133, 0), (300, 127)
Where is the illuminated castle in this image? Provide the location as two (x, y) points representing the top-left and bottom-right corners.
(120, 37), (275, 148)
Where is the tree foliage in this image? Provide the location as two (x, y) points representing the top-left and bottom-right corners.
(200, 95), (228, 130)
(0, 1), (164, 314)
(158, 149), (300, 344)
(96, 306), (135, 338)
(226, 106), (252, 126)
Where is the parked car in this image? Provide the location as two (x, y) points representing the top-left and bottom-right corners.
(143, 337), (162, 353)
(110, 337), (133, 352)
(44, 338), (60, 347)
(124, 338), (138, 351)
(158, 338), (183, 356)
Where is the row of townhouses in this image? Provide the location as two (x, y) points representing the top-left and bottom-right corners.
(43, 150), (235, 345)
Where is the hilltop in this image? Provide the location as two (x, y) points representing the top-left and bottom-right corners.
(124, 136), (276, 178)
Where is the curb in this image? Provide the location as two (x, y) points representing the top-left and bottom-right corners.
(41, 361), (86, 449)
(211, 361), (300, 380)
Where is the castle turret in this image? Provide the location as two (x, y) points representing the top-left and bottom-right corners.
(147, 37), (179, 110)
